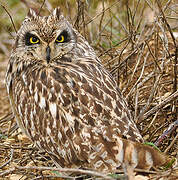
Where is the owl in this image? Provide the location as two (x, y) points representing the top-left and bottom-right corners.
(6, 8), (170, 175)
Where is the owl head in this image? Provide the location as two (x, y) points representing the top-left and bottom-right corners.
(13, 8), (83, 64)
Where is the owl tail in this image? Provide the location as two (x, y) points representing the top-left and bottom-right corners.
(115, 138), (174, 179)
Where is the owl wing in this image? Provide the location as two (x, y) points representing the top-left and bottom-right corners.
(49, 59), (143, 142)
(42, 58), (144, 170)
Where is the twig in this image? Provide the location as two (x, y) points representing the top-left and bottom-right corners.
(74, 0), (85, 34)
(115, 167), (176, 175)
(136, 73), (162, 123)
(0, 149), (14, 169)
(156, 0), (178, 120)
(97, 16), (113, 41)
(133, 0), (141, 22)
(111, 11), (128, 34)
(141, 91), (178, 121)
(122, 43), (146, 94)
(143, 0), (154, 11)
(15, 166), (113, 179)
(0, 113), (14, 124)
(0, 5), (17, 33)
(142, 111), (159, 135)
(0, 168), (15, 176)
(38, 0), (45, 15)
(99, 37), (129, 58)
(44, 0), (53, 11)
(126, 51), (149, 99)
(135, 1), (146, 33)
(164, 132), (178, 153)
(32, 175), (76, 180)
(86, 0), (121, 25)
(97, 0), (105, 45)
(145, 40), (162, 72)
(7, 123), (18, 137)
(155, 120), (178, 147)
(110, 42), (139, 75)
(156, 0), (177, 48)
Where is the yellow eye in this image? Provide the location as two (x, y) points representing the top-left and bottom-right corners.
(29, 36), (39, 44)
(56, 35), (65, 43)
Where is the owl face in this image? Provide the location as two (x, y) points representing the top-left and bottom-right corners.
(14, 8), (77, 64)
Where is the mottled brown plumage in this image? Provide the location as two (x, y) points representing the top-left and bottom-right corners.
(6, 8), (170, 174)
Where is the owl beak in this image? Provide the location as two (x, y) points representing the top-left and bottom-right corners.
(46, 46), (51, 63)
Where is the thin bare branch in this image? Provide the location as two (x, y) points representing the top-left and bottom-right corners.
(0, 4), (17, 33)
(164, 133), (178, 153)
(156, 0), (177, 119)
(0, 149), (14, 169)
(15, 166), (113, 179)
(38, 0), (46, 15)
(155, 120), (178, 147)
(86, 0), (121, 25)
(141, 91), (178, 121)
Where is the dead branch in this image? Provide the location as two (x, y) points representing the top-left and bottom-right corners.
(0, 4), (17, 33)
(126, 51), (149, 99)
(141, 91), (178, 121)
(86, 1), (121, 25)
(15, 166), (113, 179)
(0, 149), (14, 169)
(155, 120), (178, 147)
(38, 0), (45, 15)
(0, 113), (14, 124)
(164, 132), (178, 153)
(136, 73), (162, 123)
(0, 168), (15, 176)
(156, 0), (178, 120)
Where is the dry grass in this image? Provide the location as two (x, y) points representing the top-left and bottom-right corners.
(0, 0), (177, 179)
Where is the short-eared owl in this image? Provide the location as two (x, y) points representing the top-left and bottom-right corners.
(6, 8), (170, 173)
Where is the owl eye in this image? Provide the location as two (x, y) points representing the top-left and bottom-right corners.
(25, 32), (40, 46)
(29, 36), (39, 44)
(55, 30), (69, 43)
(56, 35), (65, 43)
